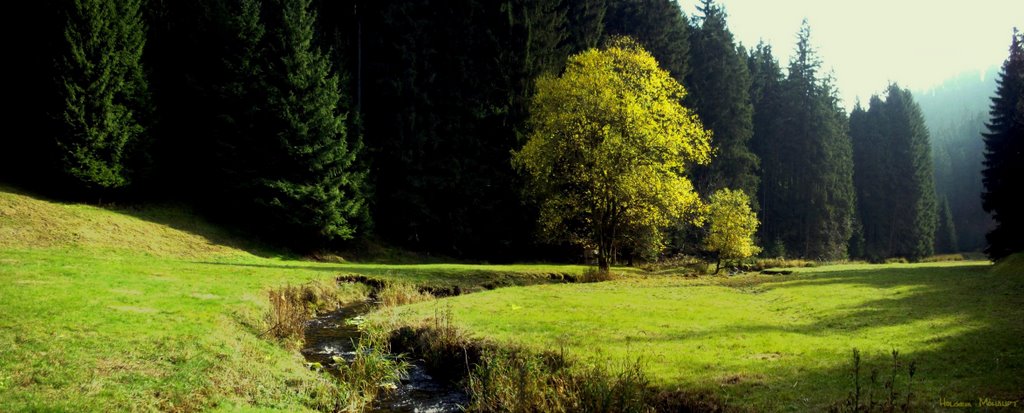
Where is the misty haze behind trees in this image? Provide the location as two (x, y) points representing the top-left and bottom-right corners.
(916, 69), (998, 253)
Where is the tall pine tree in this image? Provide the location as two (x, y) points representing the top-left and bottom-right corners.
(56, 0), (151, 191)
(851, 85), (938, 261)
(747, 41), (787, 254)
(253, 0), (368, 245)
(981, 28), (1024, 260)
(772, 21), (855, 260)
(684, 0), (757, 198)
(935, 196), (959, 254)
(850, 98), (886, 260)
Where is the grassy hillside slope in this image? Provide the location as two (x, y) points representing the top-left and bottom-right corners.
(0, 186), (259, 258)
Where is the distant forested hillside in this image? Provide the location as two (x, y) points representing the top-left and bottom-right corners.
(916, 68), (998, 251)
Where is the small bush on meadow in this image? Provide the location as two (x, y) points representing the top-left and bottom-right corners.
(579, 266), (616, 283)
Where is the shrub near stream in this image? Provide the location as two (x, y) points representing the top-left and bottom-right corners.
(333, 328), (410, 412)
(468, 349), (656, 413)
(264, 280), (368, 346)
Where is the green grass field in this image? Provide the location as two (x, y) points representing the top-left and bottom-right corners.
(2, 185), (1022, 412)
(380, 262), (1024, 411)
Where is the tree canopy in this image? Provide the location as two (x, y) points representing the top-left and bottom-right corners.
(514, 38), (711, 271)
(56, 0), (150, 191)
(704, 188), (760, 273)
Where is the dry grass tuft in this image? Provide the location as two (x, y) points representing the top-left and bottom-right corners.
(376, 282), (434, 307)
(577, 266), (616, 283)
(920, 254), (966, 262)
(264, 280), (366, 345)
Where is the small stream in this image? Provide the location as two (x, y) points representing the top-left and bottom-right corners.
(300, 301), (469, 413)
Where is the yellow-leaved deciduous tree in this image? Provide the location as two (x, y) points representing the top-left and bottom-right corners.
(705, 188), (761, 274)
(513, 37), (712, 273)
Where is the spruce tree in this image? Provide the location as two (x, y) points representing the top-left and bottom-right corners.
(851, 85), (937, 261)
(981, 28), (1024, 260)
(747, 42), (786, 251)
(936, 196), (959, 254)
(850, 97), (889, 260)
(255, 0), (368, 244)
(354, 0), (576, 258)
(501, 0), (571, 143)
(888, 85), (938, 260)
(775, 21), (856, 260)
(848, 100), (871, 259)
(55, 0), (150, 191)
(685, 0), (758, 198)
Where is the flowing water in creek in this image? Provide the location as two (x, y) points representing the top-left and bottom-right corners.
(300, 301), (469, 413)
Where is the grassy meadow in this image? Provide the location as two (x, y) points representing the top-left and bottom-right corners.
(2, 185), (1022, 412)
(377, 262), (1023, 411)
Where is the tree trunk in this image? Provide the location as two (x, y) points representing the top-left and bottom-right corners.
(597, 234), (613, 273)
(598, 252), (609, 273)
(714, 256), (722, 274)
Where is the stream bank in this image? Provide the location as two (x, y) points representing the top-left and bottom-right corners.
(287, 273), (721, 412)
(300, 300), (468, 412)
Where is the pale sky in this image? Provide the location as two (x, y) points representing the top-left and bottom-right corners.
(677, 0), (1022, 110)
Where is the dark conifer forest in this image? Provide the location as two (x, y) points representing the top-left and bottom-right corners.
(2, 3), (1023, 411)
(5, 0), (1022, 262)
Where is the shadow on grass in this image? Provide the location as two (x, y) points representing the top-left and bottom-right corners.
(113, 203), (282, 258)
(621, 263), (1024, 410)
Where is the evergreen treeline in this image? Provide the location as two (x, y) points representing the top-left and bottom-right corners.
(5, 0), (1019, 261)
